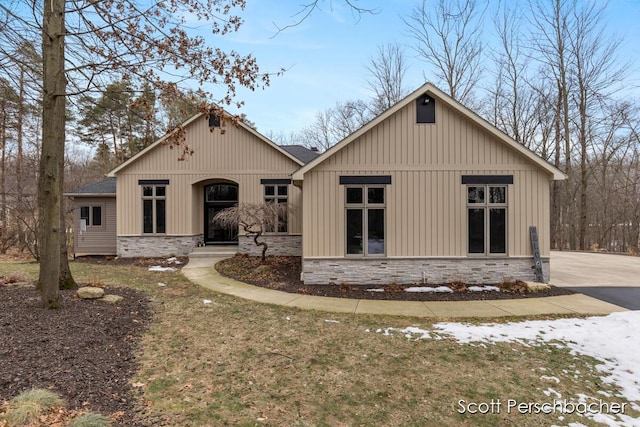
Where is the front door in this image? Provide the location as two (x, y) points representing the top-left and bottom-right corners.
(204, 183), (238, 244)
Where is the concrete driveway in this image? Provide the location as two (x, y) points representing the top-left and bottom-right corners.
(550, 251), (640, 310)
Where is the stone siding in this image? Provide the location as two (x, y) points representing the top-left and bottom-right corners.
(117, 235), (202, 257)
(238, 234), (302, 257)
(302, 257), (550, 285)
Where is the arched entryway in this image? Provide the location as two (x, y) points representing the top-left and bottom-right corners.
(204, 182), (238, 244)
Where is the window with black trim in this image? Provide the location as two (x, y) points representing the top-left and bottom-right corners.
(142, 185), (166, 234)
(467, 185), (507, 255)
(80, 205), (102, 227)
(263, 184), (288, 233)
(345, 186), (385, 256)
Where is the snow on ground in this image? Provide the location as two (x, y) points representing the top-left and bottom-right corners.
(148, 266), (177, 272)
(378, 311), (640, 426)
(467, 285), (501, 292)
(405, 286), (453, 293)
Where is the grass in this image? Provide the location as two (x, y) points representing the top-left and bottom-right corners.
(1, 389), (64, 426)
(0, 260), (638, 426)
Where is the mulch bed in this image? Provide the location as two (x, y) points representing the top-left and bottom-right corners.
(216, 254), (576, 301)
(0, 283), (152, 426)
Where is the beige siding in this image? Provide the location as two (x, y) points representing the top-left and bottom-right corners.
(115, 116), (302, 236)
(72, 196), (117, 255)
(303, 98), (552, 258)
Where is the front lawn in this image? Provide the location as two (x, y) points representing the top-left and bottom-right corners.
(0, 260), (636, 426)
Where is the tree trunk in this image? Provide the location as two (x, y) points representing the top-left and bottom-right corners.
(38, 0), (66, 308)
(59, 194), (77, 290)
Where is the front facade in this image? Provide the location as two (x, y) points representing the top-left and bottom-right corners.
(293, 84), (565, 284)
(70, 83), (565, 284)
(106, 113), (308, 258)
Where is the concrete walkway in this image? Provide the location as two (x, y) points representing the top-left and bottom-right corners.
(182, 257), (628, 319)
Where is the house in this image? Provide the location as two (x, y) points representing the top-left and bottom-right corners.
(66, 178), (117, 256)
(68, 83), (565, 284)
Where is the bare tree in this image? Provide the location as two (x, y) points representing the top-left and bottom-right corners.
(297, 99), (371, 152)
(0, 0), (374, 308)
(366, 42), (409, 114)
(212, 202), (290, 262)
(483, 4), (543, 151)
(403, 0), (486, 105)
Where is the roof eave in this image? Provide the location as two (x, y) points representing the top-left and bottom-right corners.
(293, 82), (566, 181)
(64, 193), (116, 197)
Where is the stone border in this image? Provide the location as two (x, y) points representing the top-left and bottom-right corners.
(238, 235), (302, 257)
(117, 234), (203, 257)
(301, 257), (550, 285)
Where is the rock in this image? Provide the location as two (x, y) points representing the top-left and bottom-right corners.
(526, 282), (551, 293)
(77, 286), (105, 299)
(101, 294), (124, 303)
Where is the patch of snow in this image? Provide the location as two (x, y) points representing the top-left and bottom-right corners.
(543, 387), (562, 398)
(166, 257), (182, 264)
(540, 375), (561, 383)
(324, 319), (340, 323)
(202, 299), (212, 304)
(149, 266), (177, 272)
(378, 311), (640, 423)
(366, 288), (385, 292)
(467, 285), (501, 292)
(405, 286), (453, 293)
(157, 282), (167, 287)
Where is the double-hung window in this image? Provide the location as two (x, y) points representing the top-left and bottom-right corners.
(142, 184), (166, 234)
(345, 186), (385, 256)
(467, 185), (507, 255)
(263, 184), (288, 233)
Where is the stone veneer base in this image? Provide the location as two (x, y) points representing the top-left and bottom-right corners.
(238, 235), (302, 257)
(302, 257), (550, 285)
(117, 235), (202, 258)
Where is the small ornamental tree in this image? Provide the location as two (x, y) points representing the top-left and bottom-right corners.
(212, 202), (289, 262)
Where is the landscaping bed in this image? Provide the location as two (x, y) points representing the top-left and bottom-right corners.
(215, 254), (575, 301)
(0, 280), (152, 426)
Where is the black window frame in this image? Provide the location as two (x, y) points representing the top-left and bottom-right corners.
(79, 205), (103, 228)
(263, 184), (288, 234)
(142, 184), (167, 234)
(345, 185), (386, 257)
(467, 184), (508, 256)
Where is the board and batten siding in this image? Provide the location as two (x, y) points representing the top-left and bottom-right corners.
(303, 97), (551, 258)
(115, 115), (303, 236)
(71, 196), (117, 256)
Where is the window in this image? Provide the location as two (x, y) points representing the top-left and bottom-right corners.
(142, 185), (166, 234)
(467, 185), (507, 255)
(80, 205), (102, 227)
(345, 186), (385, 256)
(263, 184), (288, 233)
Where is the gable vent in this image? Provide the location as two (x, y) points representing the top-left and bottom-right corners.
(416, 94), (435, 124)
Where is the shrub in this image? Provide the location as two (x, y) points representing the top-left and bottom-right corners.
(66, 412), (112, 427)
(2, 389), (65, 426)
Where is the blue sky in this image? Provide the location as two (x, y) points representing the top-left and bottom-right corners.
(210, 0), (640, 137)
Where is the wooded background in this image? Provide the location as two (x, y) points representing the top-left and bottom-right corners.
(1, 0), (638, 260)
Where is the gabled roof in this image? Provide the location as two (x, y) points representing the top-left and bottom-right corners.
(292, 83), (566, 181)
(279, 145), (320, 164)
(107, 111), (304, 177)
(65, 178), (116, 196)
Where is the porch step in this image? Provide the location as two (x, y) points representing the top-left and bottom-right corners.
(188, 245), (238, 258)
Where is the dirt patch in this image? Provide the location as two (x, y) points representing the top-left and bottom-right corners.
(74, 255), (187, 269)
(215, 254), (575, 301)
(0, 283), (152, 426)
